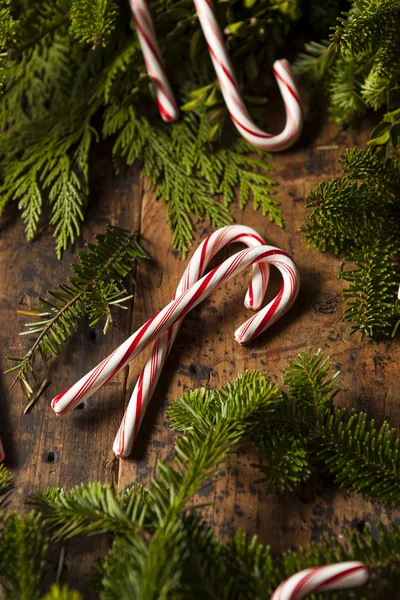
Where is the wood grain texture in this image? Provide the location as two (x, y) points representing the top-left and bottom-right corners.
(0, 115), (399, 592)
(118, 116), (400, 552)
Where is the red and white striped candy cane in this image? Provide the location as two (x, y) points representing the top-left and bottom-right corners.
(271, 562), (368, 600)
(113, 225), (270, 457)
(129, 0), (303, 151)
(51, 234), (299, 419)
(129, 0), (178, 122)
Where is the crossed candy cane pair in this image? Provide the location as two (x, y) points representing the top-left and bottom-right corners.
(51, 225), (299, 456)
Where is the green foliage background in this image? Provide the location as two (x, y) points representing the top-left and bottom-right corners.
(0, 0), (302, 257)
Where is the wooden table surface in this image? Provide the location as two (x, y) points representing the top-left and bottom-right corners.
(1, 114), (399, 592)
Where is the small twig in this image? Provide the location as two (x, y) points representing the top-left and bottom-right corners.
(56, 546), (66, 584)
(24, 379), (50, 414)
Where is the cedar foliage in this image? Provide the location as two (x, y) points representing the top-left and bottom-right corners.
(1, 349), (400, 597)
(0, 0), (303, 258)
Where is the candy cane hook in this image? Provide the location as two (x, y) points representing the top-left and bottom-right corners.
(51, 230), (299, 424)
(113, 225), (270, 457)
(129, 0), (303, 151)
(270, 562), (368, 599)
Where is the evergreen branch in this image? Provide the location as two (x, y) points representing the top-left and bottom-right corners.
(249, 348), (339, 493)
(296, 0), (400, 125)
(316, 408), (400, 503)
(5, 226), (148, 405)
(283, 347), (340, 417)
(302, 148), (400, 341)
(42, 585), (83, 600)
(35, 371), (280, 598)
(249, 348), (400, 500)
(0, 0), (299, 258)
(111, 109), (279, 258)
(70, 0), (118, 47)
(0, 464), (14, 498)
(0, 512), (48, 600)
(252, 428), (311, 494)
(5, 349), (400, 595)
(31, 483), (149, 540)
(341, 235), (400, 340)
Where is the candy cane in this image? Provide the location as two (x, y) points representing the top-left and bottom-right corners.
(51, 233), (299, 419)
(129, 0), (303, 151)
(271, 562), (368, 599)
(113, 225), (270, 457)
(128, 0), (178, 122)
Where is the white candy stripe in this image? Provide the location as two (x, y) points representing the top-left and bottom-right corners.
(271, 562), (368, 600)
(113, 225), (270, 457)
(128, 0), (303, 150)
(129, 0), (178, 122)
(51, 242), (299, 418)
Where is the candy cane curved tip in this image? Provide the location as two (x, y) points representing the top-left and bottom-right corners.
(271, 562), (368, 600)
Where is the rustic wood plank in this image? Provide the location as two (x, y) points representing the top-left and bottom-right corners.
(118, 117), (400, 555)
(0, 152), (144, 591)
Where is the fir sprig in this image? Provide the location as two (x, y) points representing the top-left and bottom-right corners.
(301, 147), (400, 342)
(294, 0), (400, 124)
(250, 349), (400, 501)
(5, 225), (148, 406)
(31, 483), (149, 540)
(317, 409), (400, 503)
(0, 464), (14, 498)
(0, 512), (48, 600)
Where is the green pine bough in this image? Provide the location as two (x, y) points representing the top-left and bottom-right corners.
(295, 0), (400, 342)
(0, 0), (306, 259)
(5, 225), (148, 409)
(301, 146), (400, 342)
(294, 0), (400, 125)
(1, 349), (400, 597)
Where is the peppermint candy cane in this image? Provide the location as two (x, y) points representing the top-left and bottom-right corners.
(51, 235), (299, 418)
(271, 562), (368, 600)
(129, 0), (303, 151)
(128, 0), (178, 122)
(113, 225), (270, 457)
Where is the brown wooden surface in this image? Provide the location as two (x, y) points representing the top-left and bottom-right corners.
(1, 116), (399, 592)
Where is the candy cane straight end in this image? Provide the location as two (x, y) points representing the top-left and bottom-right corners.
(271, 562), (368, 600)
(129, 0), (179, 123)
